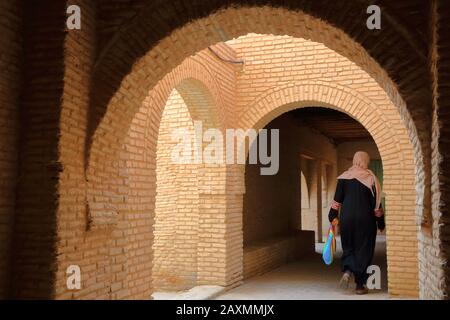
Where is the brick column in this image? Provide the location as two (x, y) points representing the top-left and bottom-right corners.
(435, 0), (450, 299)
(197, 193), (243, 288)
(421, 0), (450, 299)
(197, 164), (244, 288)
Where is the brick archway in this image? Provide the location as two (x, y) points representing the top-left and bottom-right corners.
(66, 7), (427, 299)
(91, 3), (430, 159)
(237, 81), (419, 296)
(87, 7), (425, 192)
(3, 0), (448, 301)
(87, 56), (229, 228)
(118, 54), (232, 297)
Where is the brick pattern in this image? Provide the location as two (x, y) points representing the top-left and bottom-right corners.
(230, 33), (420, 297)
(85, 11), (429, 297)
(4, 1), (448, 300)
(420, 0), (450, 299)
(92, 2), (431, 173)
(89, 7), (426, 210)
(115, 44), (237, 296)
(243, 117), (299, 246)
(153, 89), (199, 291)
(435, 0), (450, 299)
(55, 0), (118, 299)
(61, 31), (423, 298)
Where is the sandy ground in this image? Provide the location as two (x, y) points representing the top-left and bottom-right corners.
(215, 236), (406, 300)
(154, 235), (411, 300)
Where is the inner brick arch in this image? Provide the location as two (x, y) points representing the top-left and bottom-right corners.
(120, 55), (231, 296)
(87, 8), (427, 221)
(92, 1), (430, 143)
(151, 79), (226, 291)
(153, 88), (200, 291)
(84, 6), (428, 297)
(87, 56), (229, 228)
(238, 81), (419, 296)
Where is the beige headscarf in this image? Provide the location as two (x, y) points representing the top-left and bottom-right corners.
(337, 151), (382, 210)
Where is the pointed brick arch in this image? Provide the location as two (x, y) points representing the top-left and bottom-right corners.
(237, 81), (419, 296)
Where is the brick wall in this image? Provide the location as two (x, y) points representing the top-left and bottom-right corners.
(230, 34), (420, 296)
(55, 0), (117, 299)
(92, 4), (431, 183)
(118, 43), (238, 295)
(0, 0), (21, 298)
(435, 0), (450, 299)
(76, 6), (431, 298)
(88, 9), (426, 252)
(153, 89), (199, 291)
(3, 2), (443, 299)
(420, 0), (450, 299)
(76, 32), (422, 297)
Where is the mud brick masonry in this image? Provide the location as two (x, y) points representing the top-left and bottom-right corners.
(0, 0), (449, 299)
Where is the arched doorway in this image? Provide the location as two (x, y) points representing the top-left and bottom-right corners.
(234, 107), (390, 299)
(69, 11), (426, 298)
(9, 0), (448, 301)
(238, 82), (417, 296)
(152, 76), (227, 291)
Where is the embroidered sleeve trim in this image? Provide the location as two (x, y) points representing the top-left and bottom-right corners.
(331, 200), (341, 210)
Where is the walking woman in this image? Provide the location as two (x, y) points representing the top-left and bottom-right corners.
(328, 151), (385, 295)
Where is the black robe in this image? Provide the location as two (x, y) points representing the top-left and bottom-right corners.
(328, 178), (385, 287)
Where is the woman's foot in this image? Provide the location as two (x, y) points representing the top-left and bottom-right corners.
(339, 271), (352, 289)
(355, 286), (369, 295)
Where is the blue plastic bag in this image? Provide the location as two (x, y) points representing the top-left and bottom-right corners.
(322, 225), (336, 265)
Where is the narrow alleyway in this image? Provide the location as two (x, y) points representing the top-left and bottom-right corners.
(215, 236), (392, 300)
(3, 0), (450, 300)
